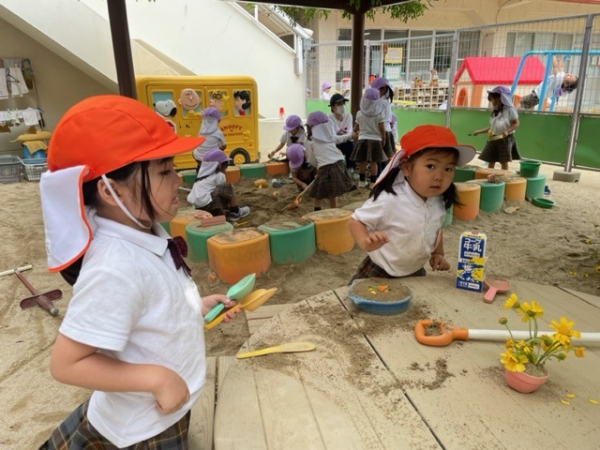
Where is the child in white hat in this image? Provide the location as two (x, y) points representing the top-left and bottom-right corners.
(38, 95), (238, 449)
(304, 111), (356, 210)
(187, 148), (250, 221)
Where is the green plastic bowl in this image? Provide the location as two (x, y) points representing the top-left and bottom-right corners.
(532, 197), (555, 209)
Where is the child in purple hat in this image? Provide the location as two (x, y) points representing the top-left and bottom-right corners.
(351, 88), (387, 188)
(193, 107), (226, 170)
(321, 82), (332, 101)
(187, 148), (250, 222)
(304, 111), (356, 210)
(268, 114), (306, 160)
(286, 143), (316, 192)
(469, 85), (521, 170)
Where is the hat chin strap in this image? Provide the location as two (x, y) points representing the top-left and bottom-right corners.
(101, 175), (152, 230)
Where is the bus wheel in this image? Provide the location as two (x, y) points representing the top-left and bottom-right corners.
(229, 148), (250, 166)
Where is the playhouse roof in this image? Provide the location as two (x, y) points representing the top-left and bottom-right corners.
(453, 56), (545, 85)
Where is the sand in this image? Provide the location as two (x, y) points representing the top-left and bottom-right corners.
(1, 158), (599, 448)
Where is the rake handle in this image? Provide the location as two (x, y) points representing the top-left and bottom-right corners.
(14, 270), (59, 316)
(0, 264), (33, 278)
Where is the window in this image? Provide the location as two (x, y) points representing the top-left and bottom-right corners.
(506, 32), (574, 57)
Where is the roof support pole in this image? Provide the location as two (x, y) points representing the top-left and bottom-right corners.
(107, 0), (137, 99)
(350, 11), (365, 121)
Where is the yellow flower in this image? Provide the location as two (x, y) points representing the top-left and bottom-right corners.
(550, 317), (581, 345)
(529, 301), (544, 318)
(575, 347), (585, 358)
(504, 294), (519, 310)
(498, 317), (507, 325)
(519, 302), (531, 322)
(504, 338), (514, 349)
(501, 350), (528, 372)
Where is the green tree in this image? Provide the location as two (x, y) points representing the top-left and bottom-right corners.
(279, 1), (431, 24)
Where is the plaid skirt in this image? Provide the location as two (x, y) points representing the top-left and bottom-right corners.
(38, 400), (191, 450)
(519, 91), (539, 109)
(350, 139), (387, 163)
(309, 160), (357, 200)
(479, 135), (521, 164)
(202, 183), (234, 216)
(349, 256), (426, 285)
(382, 131), (396, 158)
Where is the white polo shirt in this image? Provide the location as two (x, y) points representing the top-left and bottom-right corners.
(59, 216), (205, 448)
(352, 180), (446, 277)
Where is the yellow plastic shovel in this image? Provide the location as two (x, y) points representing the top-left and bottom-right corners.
(235, 342), (316, 359)
(204, 287), (278, 330)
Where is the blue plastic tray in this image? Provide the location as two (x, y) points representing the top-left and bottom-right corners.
(347, 279), (413, 315)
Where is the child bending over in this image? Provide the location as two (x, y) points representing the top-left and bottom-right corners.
(286, 143), (316, 192)
(187, 148), (250, 222)
(349, 124), (476, 283)
(268, 115), (306, 160)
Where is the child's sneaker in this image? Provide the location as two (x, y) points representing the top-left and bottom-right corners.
(358, 180), (366, 188)
(229, 206), (250, 222)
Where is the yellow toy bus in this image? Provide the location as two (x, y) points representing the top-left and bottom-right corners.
(136, 75), (259, 169)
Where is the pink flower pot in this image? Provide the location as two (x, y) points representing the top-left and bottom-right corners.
(505, 369), (549, 393)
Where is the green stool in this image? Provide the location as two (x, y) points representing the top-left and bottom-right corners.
(479, 181), (505, 212)
(525, 174), (546, 200)
(160, 222), (171, 235)
(258, 219), (315, 265)
(453, 166), (477, 183)
(186, 221), (234, 263)
(239, 163), (267, 179)
(180, 170), (197, 185)
(442, 205), (453, 227)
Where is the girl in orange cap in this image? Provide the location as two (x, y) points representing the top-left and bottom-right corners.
(349, 124), (476, 283)
(37, 95), (238, 449)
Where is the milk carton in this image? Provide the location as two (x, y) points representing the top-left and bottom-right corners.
(456, 231), (487, 292)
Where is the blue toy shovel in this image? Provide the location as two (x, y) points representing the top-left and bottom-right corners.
(204, 273), (256, 323)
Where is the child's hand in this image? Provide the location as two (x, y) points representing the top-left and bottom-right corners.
(361, 231), (389, 252)
(429, 254), (450, 271)
(201, 294), (239, 323)
(468, 131), (477, 136)
(152, 367), (190, 415)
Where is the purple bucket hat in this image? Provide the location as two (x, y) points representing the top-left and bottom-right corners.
(202, 107), (221, 120)
(487, 86), (511, 96)
(371, 77), (389, 90)
(203, 148), (231, 163)
(286, 144), (305, 169)
(306, 111), (329, 127)
(363, 88), (380, 101)
(322, 82), (332, 90)
(283, 115), (303, 131)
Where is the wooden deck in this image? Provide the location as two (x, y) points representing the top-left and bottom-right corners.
(200, 276), (600, 450)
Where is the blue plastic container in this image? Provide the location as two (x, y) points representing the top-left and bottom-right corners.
(347, 280), (413, 315)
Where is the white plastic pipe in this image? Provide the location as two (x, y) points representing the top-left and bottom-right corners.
(469, 329), (600, 345)
(0, 264), (33, 278)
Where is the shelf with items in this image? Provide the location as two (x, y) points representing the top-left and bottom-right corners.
(393, 86), (448, 108)
(1, 58), (46, 156)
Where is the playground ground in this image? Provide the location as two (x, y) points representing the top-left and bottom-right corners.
(0, 157), (599, 448)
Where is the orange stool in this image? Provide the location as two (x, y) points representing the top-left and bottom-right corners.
(225, 166), (241, 183)
(504, 177), (527, 203)
(170, 209), (207, 241)
(474, 168), (514, 180)
(207, 228), (271, 284)
(302, 209), (354, 255)
(266, 162), (289, 176)
(453, 183), (480, 221)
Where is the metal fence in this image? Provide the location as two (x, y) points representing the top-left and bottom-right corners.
(305, 13), (600, 170)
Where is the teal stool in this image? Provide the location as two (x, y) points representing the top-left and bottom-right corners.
(239, 163), (267, 179)
(525, 174), (546, 200)
(160, 222), (171, 235)
(258, 219), (315, 265)
(180, 170), (197, 185)
(186, 221), (234, 263)
(453, 166), (477, 183)
(478, 181), (505, 212)
(442, 205), (453, 227)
